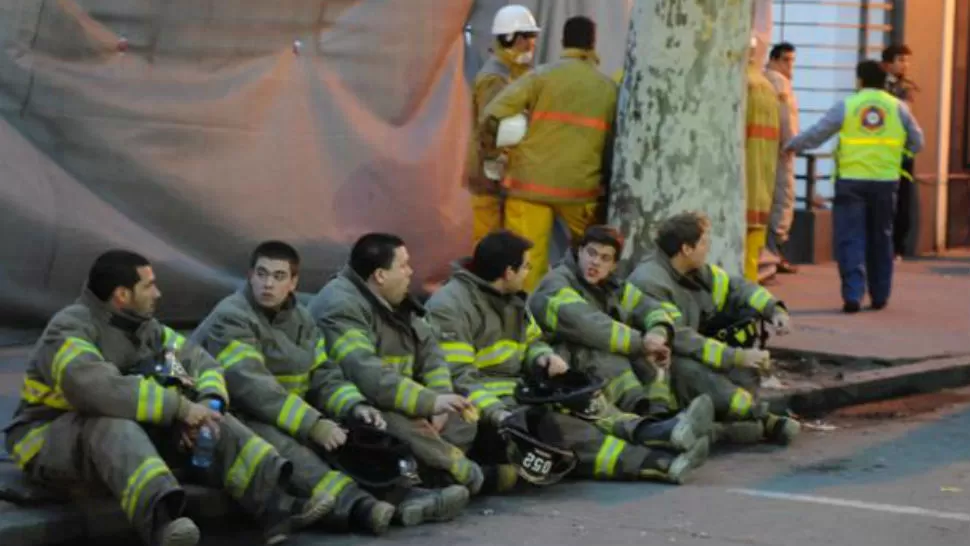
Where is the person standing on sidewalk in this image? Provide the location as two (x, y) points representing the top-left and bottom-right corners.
(764, 42), (800, 275)
(785, 60), (924, 313)
(881, 44), (919, 261)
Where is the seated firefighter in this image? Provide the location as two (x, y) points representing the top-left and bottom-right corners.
(190, 241), (468, 536)
(528, 226), (715, 448)
(3, 250), (332, 546)
(426, 231), (710, 484)
(626, 211), (800, 445)
(309, 233), (489, 496)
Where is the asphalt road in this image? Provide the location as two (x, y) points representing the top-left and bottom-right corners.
(1, 347), (968, 546)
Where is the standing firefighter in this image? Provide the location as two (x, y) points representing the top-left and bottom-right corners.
(309, 233), (492, 496)
(3, 251), (332, 546)
(191, 241), (468, 536)
(466, 5), (540, 245)
(426, 231), (711, 484)
(785, 60), (923, 313)
(763, 42), (800, 275)
(627, 212), (801, 446)
(745, 38), (782, 283)
(481, 16), (617, 292)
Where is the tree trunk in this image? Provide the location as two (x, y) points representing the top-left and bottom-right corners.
(608, 0), (753, 276)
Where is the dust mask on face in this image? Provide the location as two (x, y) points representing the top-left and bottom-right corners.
(514, 50), (534, 65)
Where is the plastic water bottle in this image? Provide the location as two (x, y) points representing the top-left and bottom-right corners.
(191, 399), (223, 469)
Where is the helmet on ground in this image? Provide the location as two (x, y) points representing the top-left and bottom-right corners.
(515, 368), (608, 420)
(322, 424), (420, 491)
(498, 406), (577, 485)
(701, 308), (768, 349)
(492, 5), (541, 37)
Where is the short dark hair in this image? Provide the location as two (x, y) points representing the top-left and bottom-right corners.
(769, 42), (795, 60)
(469, 230), (533, 282)
(562, 16), (595, 50)
(857, 60), (887, 89)
(655, 212), (711, 258)
(87, 250), (151, 302)
(250, 241), (300, 275)
(350, 233), (405, 280)
(578, 225), (625, 256)
(882, 44), (912, 64)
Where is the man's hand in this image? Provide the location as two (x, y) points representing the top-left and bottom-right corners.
(352, 404), (386, 430)
(643, 331), (671, 366)
(537, 354), (569, 376)
(770, 310), (792, 336)
(310, 419), (347, 452)
(433, 394), (471, 415)
(430, 413), (449, 433)
(177, 399), (222, 430)
(738, 349), (772, 372)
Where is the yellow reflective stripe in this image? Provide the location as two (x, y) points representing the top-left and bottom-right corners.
(841, 136), (905, 146)
(701, 339), (726, 369)
(216, 340), (264, 369)
(449, 457), (473, 483)
(383, 355), (415, 377)
(728, 389), (753, 418)
(332, 329), (374, 363)
(593, 436), (625, 478)
(21, 378), (73, 410)
(482, 379), (517, 397)
(226, 436), (275, 499)
(609, 322), (634, 354)
(645, 309), (673, 330)
(525, 313), (543, 343)
(423, 367), (452, 390)
(326, 383), (365, 416)
(545, 287), (586, 331)
(136, 378), (167, 423)
(440, 341), (475, 364)
(51, 337), (102, 390)
(710, 265), (730, 312)
(277, 393), (311, 436)
(121, 457), (170, 520)
(620, 283), (643, 316)
(659, 302), (683, 321)
(11, 424), (50, 469)
(646, 376), (679, 410)
(312, 338), (329, 371)
(468, 389), (502, 410)
(196, 369), (228, 399)
(748, 288), (773, 313)
(275, 373), (309, 396)
(605, 369), (640, 402)
(393, 377), (425, 414)
(474, 340), (522, 369)
(525, 342), (553, 362)
(312, 470), (353, 499)
(162, 327), (186, 351)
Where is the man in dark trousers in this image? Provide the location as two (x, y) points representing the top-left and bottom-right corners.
(786, 60), (923, 313)
(881, 44), (919, 260)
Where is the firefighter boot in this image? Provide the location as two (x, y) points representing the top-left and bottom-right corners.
(349, 497), (396, 536)
(762, 414), (800, 445)
(709, 421), (765, 445)
(152, 517), (200, 546)
(633, 394), (715, 451)
(261, 490), (335, 545)
(637, 437), (711, 485)
(480, 464), (519, 494)
(396, 485), (470, 526)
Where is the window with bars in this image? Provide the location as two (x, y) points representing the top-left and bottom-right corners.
(772, 0), (901, 205)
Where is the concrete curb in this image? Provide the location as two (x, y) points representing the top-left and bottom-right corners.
(763, 355), (970, 417)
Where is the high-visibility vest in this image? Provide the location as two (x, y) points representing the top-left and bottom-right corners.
(837, 89), (907, 182)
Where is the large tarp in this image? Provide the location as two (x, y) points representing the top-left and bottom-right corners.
(0, 0), (630, 329)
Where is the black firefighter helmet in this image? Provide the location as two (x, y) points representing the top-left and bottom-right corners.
(322, 424), (420, 492)
(514, 367), (609, 420)
(700, 308), (769, 349)
(498, 406), (578, 486)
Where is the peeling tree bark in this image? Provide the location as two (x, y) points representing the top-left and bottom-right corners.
(608, 0), (753, 276)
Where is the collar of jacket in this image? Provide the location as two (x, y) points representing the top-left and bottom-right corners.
(242, 284), (296, 324)
(654, 250), (710, 292)
(339, 266), (427, 323)
(561, 47), (600, 65)
(450, 258), (528, 308)
(561, 249), (623, 294)
(78, 287), (150, 336)
(493, 41), (532, 79)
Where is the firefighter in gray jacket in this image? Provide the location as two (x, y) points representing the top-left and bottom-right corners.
(4, 250), (332, 546)
(191, 241), (468, 536)
(309, 233), (485, 496)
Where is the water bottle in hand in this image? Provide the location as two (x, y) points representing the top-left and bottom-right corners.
(191, 399), (223, 469)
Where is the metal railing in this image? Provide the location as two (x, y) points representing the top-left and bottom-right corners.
(796, 151), (834, 212)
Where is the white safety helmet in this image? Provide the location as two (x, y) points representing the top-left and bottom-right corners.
(496, 113), (528, 148)
(492, 5), (541, 38)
